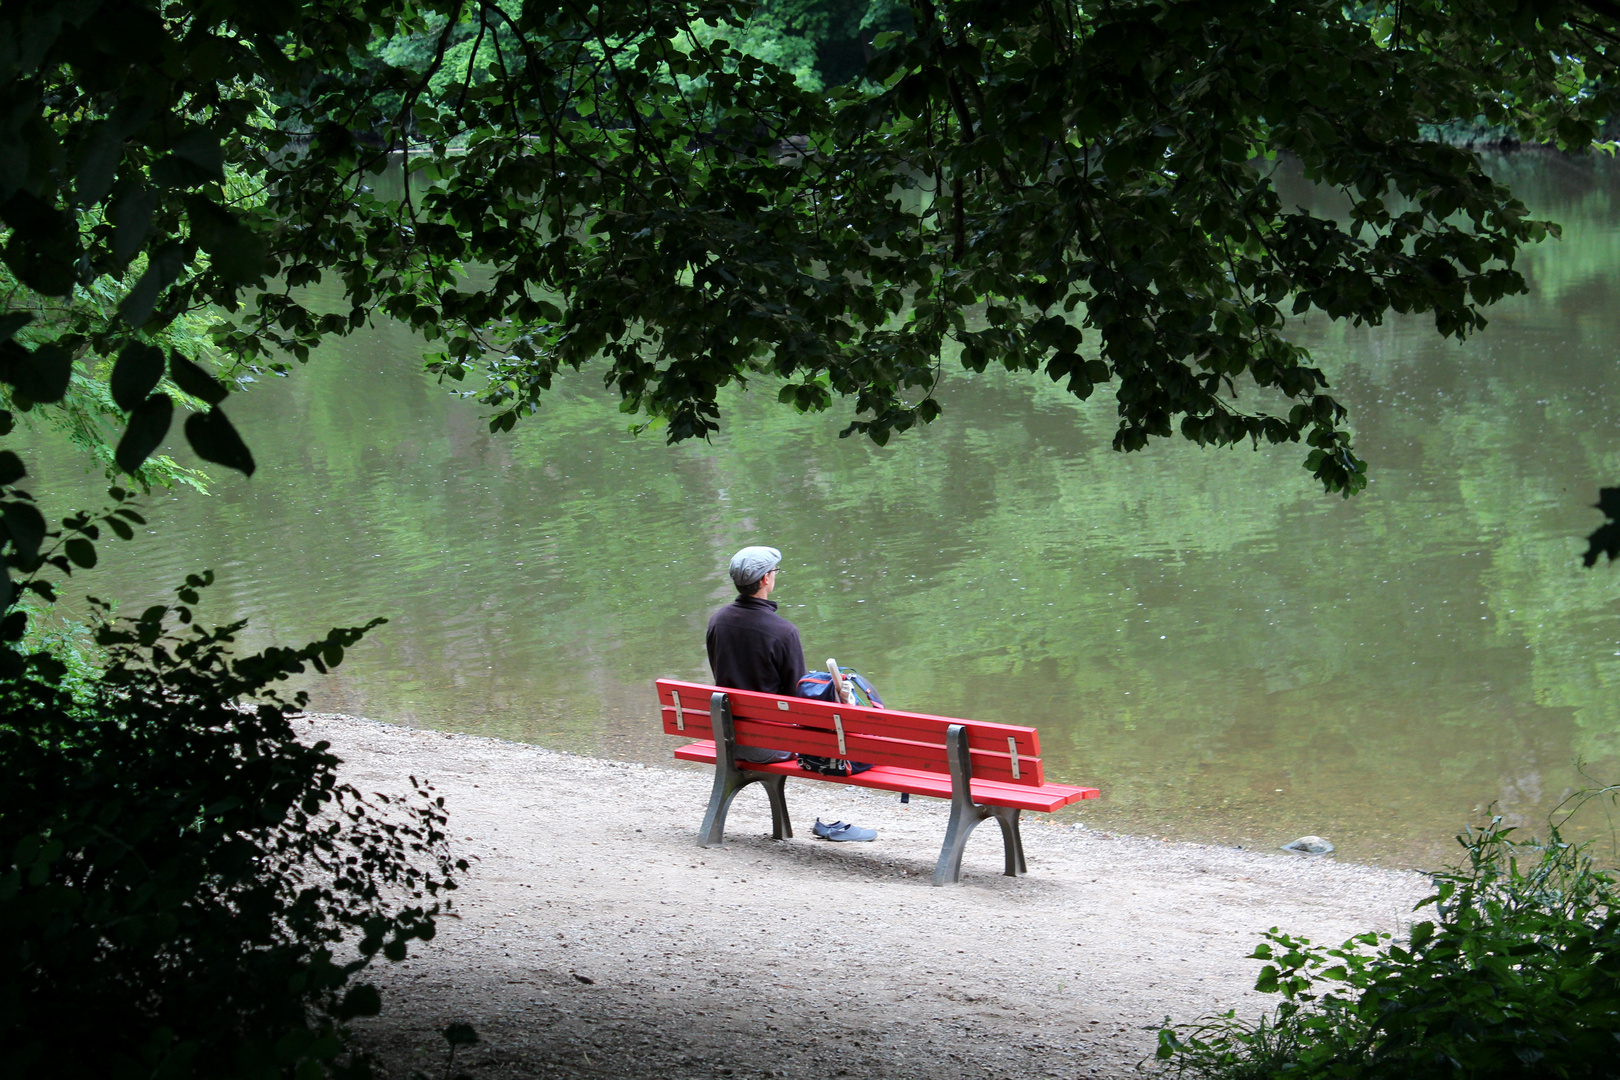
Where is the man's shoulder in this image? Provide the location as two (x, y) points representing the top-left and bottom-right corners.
(760, 609), (801, 642)
(710, 598), (798, 632)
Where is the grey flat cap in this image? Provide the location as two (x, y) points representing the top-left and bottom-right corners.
(728, 545), (782, 589)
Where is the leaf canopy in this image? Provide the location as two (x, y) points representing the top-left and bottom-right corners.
(3, 0), (1619, 493)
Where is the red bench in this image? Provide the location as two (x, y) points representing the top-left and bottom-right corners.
(655, 678), (1099, 885)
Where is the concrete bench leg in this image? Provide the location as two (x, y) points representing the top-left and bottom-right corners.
(933, 724), (1027, 885)
(699, 692), (794, 847)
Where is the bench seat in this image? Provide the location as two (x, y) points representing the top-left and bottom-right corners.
(672, 740), (1093, 813)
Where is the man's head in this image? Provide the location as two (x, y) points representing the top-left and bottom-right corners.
(729, 545), (782, 598)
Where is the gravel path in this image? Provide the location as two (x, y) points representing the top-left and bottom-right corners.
(309, 714), (1428, 1080)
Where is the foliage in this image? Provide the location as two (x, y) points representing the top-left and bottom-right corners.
(16, 607), (101, 703)
(0, 416), (461, 1076)
(2, 261), (212, 491)
(1584, 487), (1620, 567)
(1, 10), (485, 1072)
(5, 1), (1620, 504)
(428, 1022), (481, 1080)
(0, 557), (463, 1078)
(1156, 807), (1620, 1079)
(674, 0), (913, 90)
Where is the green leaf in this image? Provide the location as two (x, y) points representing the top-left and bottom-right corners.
(168, 351), (227, 405)
(337, 984), (382, 1019)
(109, 183), (159, 267)
(75, 120), (127, 208)
(0, 190), (78, 296)
(185, 196), (270, 284)
(159, 126), (225, 186)
(0, 451), (25, 486)
(118, 242), (186, 328)
(75, 97), (153, 208)
(3, 500), (46, 561)
(110, 342), (166, 412)
(115, 393), (174, 473)
(0, 342), (73, 403)
(64, 537), (96, 568)
(442, 1023), (480, 1047)
(1583, 487), (1620, 567)
(0, 312), (31, 344)
(184, 407), (255, 476)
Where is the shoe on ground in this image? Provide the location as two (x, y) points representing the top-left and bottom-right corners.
(813, 817), (876, 842)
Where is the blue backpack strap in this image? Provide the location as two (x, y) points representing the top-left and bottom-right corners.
(844, 671), (883, 708)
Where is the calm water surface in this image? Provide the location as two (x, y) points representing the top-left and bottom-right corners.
(22, 154), (1620, 868)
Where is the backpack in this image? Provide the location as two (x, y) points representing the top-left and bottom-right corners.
(796, 667), (884, 709)
(794, 664), (883, 777)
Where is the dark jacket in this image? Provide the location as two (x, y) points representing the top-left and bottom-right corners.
(706, 596), (805, 697)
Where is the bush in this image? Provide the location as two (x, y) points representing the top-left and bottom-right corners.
(1157, 806), (1620, 1080)
(0, 572), (464, 1079)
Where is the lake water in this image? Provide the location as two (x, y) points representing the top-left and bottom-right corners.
(20, 153), (1620, 868)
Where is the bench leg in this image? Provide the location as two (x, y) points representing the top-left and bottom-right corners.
(935, 723), (990, 885)
(933, 797), (992, 885)
(700, 771), (793, 847)
(990, 805), (1027, 877)
(699, 766), (744, 848)
(933, 723), (1026, 884)
(699, 693), (794, 846)
(761, 773), (793, 841)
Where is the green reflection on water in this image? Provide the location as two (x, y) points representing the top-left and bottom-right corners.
(19, 155), (1620, 869)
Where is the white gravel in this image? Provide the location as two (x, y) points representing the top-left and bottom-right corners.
(308, 713), (1428, 1080)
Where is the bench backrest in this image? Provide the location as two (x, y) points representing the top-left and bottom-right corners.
(655, 678), (1045, 787)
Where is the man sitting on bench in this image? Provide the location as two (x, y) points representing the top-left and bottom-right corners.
(705, 545), (801, 764)
(705, 546), (875, 841)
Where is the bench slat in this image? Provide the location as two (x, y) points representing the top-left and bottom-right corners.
(724, 716), (1031, 786)
(662, 704), (1037, 786)
(656, 679), (1046, 785)
(671, 741), (1097, 813)
(658, 680), (1040, 753)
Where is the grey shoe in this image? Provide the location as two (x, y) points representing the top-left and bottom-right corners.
(813, 818), (876, 842)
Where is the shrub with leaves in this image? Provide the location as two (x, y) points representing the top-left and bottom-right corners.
(1157, 808), (1620, 1080)
(0, 565), (464, 1078)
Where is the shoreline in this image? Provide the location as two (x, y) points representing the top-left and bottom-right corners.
(308, 712), (1429, 1080)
